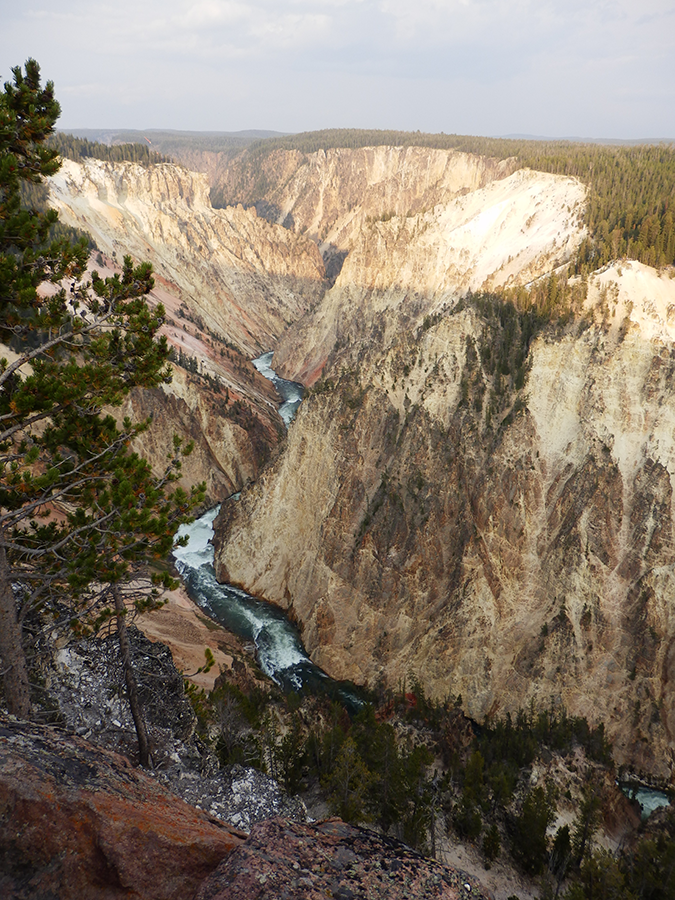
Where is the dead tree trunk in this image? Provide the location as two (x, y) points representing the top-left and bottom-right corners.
(0, 542), (31, 719)
(113, 585), (151, 767)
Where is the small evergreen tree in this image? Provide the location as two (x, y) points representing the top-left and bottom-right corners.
(0, 61), (203, 764)
(325, 735), (374, 822)
(512, 784), (557, 875)
(571, 783), (602, 867)
(483, 823), (501, 862)
(550, 825), (572, 896)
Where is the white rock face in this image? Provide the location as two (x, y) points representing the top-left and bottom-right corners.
(273, 146), (516, 245)
(532, 263), (675, 490)
(335, 166), (586, 296)
(271, 151), (587, 383)
(49, 158), (325, 356)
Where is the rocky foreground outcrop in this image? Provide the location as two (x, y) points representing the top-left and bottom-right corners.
(0, 716), (246, 900)
(0, 717), (493, 900)
(196, 817), (493, 900)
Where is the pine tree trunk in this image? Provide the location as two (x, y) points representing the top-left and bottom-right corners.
(113, 585), (151, 767)
(0, 542), (32, 719)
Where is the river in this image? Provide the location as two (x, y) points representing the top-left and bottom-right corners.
(172, 353), (364, 710)
(621, 784), (671, 820)
(173, 357), (675, 810)
(252, 351), (304, 427)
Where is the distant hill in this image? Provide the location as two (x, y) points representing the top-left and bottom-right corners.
(59, 128), (290, 156)
(498, 133), (675, 146)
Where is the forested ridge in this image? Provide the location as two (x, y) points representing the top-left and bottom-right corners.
(48, 131), (170, 166)
(236, 128), (675, 273)
(191, 670), (675, 899)
(243, 128), (671, 158)
(519, 143), (675, 272)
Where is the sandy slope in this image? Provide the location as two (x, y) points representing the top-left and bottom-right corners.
(138, 586), (236, 691)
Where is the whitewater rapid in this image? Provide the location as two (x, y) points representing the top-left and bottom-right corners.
(173, 507), (310, 690)
(252, 351), (304, 427)
(172, 354), (363, 708)
(172, 507), (364, 709)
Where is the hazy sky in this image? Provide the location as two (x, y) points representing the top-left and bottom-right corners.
(2, 0), (674, 139)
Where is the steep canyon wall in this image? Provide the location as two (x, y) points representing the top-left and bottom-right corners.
(216, 262), (675, 777)
(213, 146), (675, 780)
(49, 158), (325, 357)
(49, 146), (675, 779)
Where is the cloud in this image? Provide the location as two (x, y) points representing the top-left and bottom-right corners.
(4, 0), (674, 136)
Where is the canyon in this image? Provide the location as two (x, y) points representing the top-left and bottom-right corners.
(48, 158), (325, 358)
(49, 145), (675, 781)
(48, 159), (326, 500)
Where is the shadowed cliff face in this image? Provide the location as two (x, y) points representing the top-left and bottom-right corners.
(209, 145), (515, 241)
(205, 147), (585, 386)
(117, 366), (283, 504)
(215, 261), (675, 779)
(49, 159), (326, 357)
(46, 150), (585, 499)
(47, 161), (325, 499)
(268, 152), (587, 384)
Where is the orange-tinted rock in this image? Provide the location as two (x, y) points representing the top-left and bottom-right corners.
(196, 817), (493, 900)
(0, 716), (245, 900)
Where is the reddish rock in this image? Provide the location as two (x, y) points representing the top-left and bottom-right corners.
(0, 716), (245, 900)
(196, 817), (494, 900)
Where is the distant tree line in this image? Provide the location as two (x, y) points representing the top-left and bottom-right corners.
(49, 132), (171, 167)
(236, 128), (675, 274)
(518, 143), (675, 272)
(52, 122), (673, 276)
(47, 126), (675, 275)
(90, 129), (280, 156)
